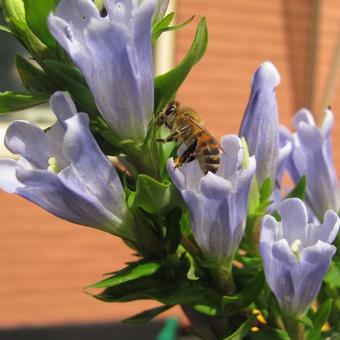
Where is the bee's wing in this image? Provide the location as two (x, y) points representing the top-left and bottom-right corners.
(185, 115), (222, 150)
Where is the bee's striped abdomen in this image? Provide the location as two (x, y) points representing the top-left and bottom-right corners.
(197, 137), (220, 174)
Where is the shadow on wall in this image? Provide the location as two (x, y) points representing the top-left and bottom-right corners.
(0, 321), (167, 340)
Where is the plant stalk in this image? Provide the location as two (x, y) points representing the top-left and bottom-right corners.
(283, 315), (305, 340)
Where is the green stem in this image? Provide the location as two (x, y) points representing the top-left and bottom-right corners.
(283, 315), (305, 340)
(210, 263), (235, 296)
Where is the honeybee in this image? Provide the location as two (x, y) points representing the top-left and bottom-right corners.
(156, 101), (221, 174)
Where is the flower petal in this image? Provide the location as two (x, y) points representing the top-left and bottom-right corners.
(61, 112), (126, 217)
(218, 135), (243, 179)
(0, 159), (23, 193)
(291, 241), (336, 314)
(5, 120), (65, 169)
(239, 61), (280, 184)
(49, 0), (156, 141)
(261, 215), (283, 244)
(278, 198), (308, 246)
(308, 210), (340, 245)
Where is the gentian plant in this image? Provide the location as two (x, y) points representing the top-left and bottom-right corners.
(1, 1), (340, 339)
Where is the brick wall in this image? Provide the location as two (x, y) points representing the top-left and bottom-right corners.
(1, 0), (340, 328)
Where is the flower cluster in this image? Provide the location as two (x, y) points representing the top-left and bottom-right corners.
(1, 0), (340, 338)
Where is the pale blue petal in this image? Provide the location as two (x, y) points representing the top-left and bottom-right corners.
(261, 215), (283, 244)
(307, 210), (340, 245)
(278, 198), (308, 247)
(291, 241), (336, 314)
(49, 0), (156, 141)
(217, 135), (242, 179)
(0, 159), (23, 193)
(240, 61), (280, 184)
(61, 112), (126, 217)
(4, 121), (66, 169)
(261, 239), (296, 313)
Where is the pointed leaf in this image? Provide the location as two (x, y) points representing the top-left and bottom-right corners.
(152, 13), (194, 42)
(165, 208), (182, 254)
(154, 17), (208, 112)
(43, 60), (100, 116)
(0, 91), (50, 113)
(123, 305), (173, 325)
(95, 277), (222, 315)
(16, 55), (56, 92)
(224, 315), (257, 340)
(240, 271), (265, 308)
(307, 299), (332, 340)
(88, 261), (161, 289)
(287, 175), (306, 200)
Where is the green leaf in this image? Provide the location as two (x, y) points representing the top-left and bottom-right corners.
(164, 208), (182, 255)
(154, 17), (208, 112)
(24, 0), (58, 48)
(152, 13), (194, 42)
(248, 177), (260, 215)
(2, 0), (56, 60)
(224, 315), (257, 340)
(248, 328), (290, 340)
(0, 91), (50, 113)
(152, 12), (174, 42)
(123, 305), (173, 325)
(88, 261), (161, 289)
(95, 276), (222, 315)
(239, 271), (265, 308)
(43, 60), (100, 116)
(259, 178), (273, 203)
(16, 55), (56, 92)
(307, 299), (332, 340)
(324, 261), (340, 288)
(128, 175), (181, 215)
(287, 175), (306, 200)
(184, 252), (199, 281)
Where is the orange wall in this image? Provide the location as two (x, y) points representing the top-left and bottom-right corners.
(1, 0), (340, 328)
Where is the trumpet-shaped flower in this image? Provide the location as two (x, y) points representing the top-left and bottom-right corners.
(167, 135), (256, 264)
(239, 61), (281, 185)
(260, 198), (339, 316)
(288, 108), (340, 220)
(48, 0), (157, 141)
(0, 92), (134, 241)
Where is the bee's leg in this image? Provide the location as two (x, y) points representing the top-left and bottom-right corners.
(174, 140), (197, 168)
(156, 131), (179, 143)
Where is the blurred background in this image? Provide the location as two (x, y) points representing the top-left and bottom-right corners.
(1, 0), (340, 338)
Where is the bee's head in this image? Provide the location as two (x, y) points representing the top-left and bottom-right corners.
(156, 101), (179, 128)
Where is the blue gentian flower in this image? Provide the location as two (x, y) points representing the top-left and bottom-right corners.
(48, 0), (157, 141)
(260, 198), (339, 316)
(0, 92), (134, 240)
(239, 61), (281, 185)
(167, 135), (256, 264)
(288, 108), (340, 220)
